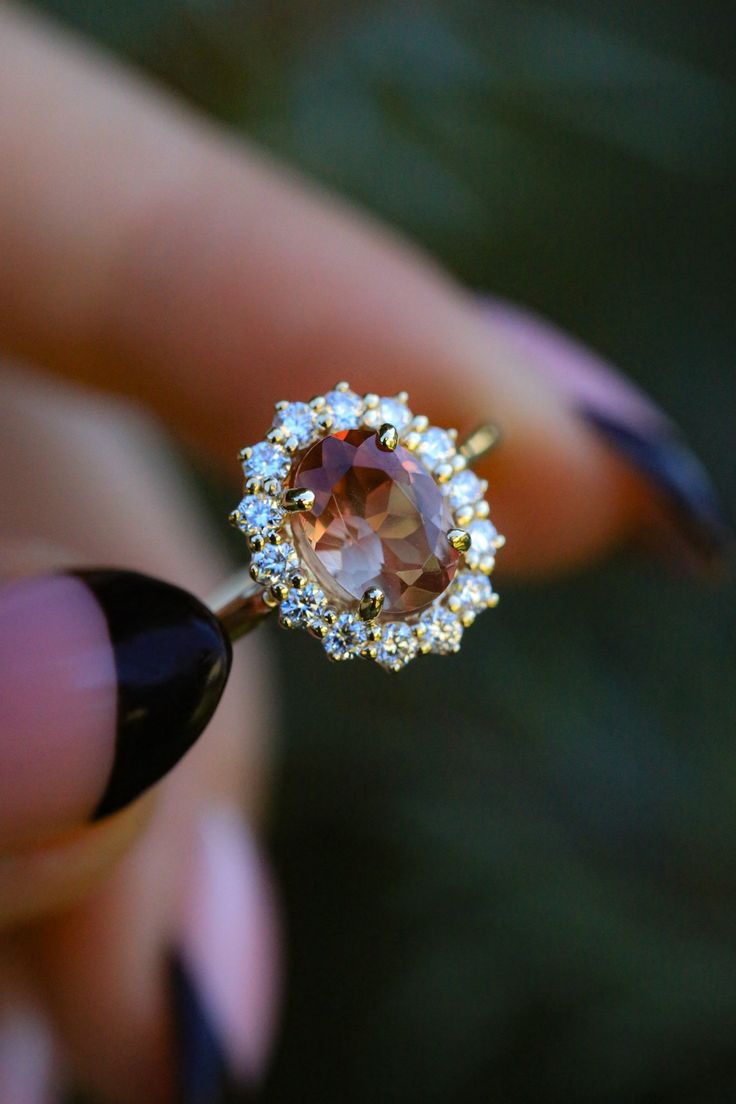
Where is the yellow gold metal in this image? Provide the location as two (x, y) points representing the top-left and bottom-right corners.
(316, 413), (334, 433)
(266, 428), (284, 446)
(459, 424), (501, 467)
(410, 415), (429, 433)
(244, 477), (261, 495)
(363, 392), (380, 409)
(263, 478), (281, 497)
(358, 586), (385, 622)
(435, 463), (454, 484)
(309, 395), (326, 411)
(247, 533), (265, 552)
(228, 510), (242, 529)
(271, 581), (289, 602)
(395, 390), (409, 403)
(323, 608), (338, 626)
(479, 554), (495, 575)
(402, 431), (422, 451)
(309, 621), (329, 639)
(492, 534), (506, 550)
(238, 446), (252, 462)
(335, 381), (351, 392)
(274, 400), (289, 412)
(488, 593), (500, 608)
(475, 500), (490, 520)
(454, 505), (474, 528)
(282, 488), (316, 513)
(376, 424), (398, 452)
(267, 530), (283, 546)
(447, 528), (472, 553)
(289, 572), (308, 589)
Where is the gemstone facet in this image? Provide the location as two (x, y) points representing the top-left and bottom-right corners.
(290, 429), (459, 616)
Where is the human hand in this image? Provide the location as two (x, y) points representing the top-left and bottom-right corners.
(0, 4), (729, 1102)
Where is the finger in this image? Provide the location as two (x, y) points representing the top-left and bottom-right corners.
(0, 568), (230, 853)
(0, 5), (720, 577)
(2, 368), (278, 1102)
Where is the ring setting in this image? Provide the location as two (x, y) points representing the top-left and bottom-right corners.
(225, 383), (504, 671)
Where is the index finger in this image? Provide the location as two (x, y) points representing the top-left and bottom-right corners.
(0, 5), (725, 575)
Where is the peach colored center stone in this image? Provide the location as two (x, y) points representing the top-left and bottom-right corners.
(291, 429), (459, 616)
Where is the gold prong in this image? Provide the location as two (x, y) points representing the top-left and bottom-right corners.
(284, 436), (299, 453)
(488, 592), (500, 608)
(419, 640), (433, 655)
(402, 431), (422, 451)
(266, 428), (284, 446)
(410, 414), (429, 433)
(363, 392), (380, 409)
(228, 510), (242, 529)
(244, 476), (261, 495)
(435, 463), (454, 484)
(309, 621), (329, 639)
(451, 454), (466, 473)
(263, 478), (281, 497)
(458, 424), (501, 467)
(461, 611), (476, 628)
(271, 581), (289, 602)
(376, 424), (398, 451)
(448, 428), (458, 440)
(413, 622), (427, 639)
(365, 624), (382, 643)
(248, 533), (265, 552)
(238, 446), (252, 462)
(358, 586), (385, 622)
(316, 413), (334, 433)
(454, 505), (474, 528)
(309, 394), (326, 411)
(289, 572), (308, 589)
(282, 487), (315, 513)
(323, 607), (338, 626)
(474, 500), (490, 520)
(447, 595), (462, 613)
(479, 554), (495, 574)
(395, 390), (409, 403)
(267, 530), (283, 546)
(274, 400), (289, 412)
(360, 644), (378, 660)
(335, 380), (351, 392)
(262, 590), (280, 609)
(492, 534), (506, 550)
(447, 528), (471, 553)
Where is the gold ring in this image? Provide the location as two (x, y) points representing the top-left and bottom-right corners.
(211, 383), (504, 671)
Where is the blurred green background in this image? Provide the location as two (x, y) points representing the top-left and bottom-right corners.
(34, 1), (735, 1100)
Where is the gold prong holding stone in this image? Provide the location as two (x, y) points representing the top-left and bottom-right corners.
(376, 424), (399, 451)
(447, 528), (472, 553)
(282, 488), (315, 513)
(358, 586), (385, 622)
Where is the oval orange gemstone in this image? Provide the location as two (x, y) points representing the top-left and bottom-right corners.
(290, 429), (459, 616)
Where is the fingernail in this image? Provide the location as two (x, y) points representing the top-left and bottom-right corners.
(169, 809), (280, 1103)
(484, 299), (733, 572)
(0, 570), (231, 846)
(0, 1004), (60, 1104)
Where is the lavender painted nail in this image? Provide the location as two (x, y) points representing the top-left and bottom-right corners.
(483, 299), (733, 572)
(170, 809), (280, 1104)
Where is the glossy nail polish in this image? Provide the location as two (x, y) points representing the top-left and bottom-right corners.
(75, 570), (232, 819)
(169, 810), (280, 1104)
(0, 569), (231, 846)
(483, 299), (733, 571)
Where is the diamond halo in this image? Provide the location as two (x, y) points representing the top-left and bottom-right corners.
(230, 383), (503, 670)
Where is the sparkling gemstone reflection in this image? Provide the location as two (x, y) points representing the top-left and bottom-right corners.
(291, 429), (459, 616)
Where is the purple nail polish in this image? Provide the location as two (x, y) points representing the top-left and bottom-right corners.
(0, 569), (231, 847)
(483, 299), (733, 571)
(171, 810), (280, 1102)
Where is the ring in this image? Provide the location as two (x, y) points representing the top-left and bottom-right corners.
(210, 384), (504, 671)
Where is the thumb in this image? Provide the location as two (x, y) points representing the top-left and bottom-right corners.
(0, 568), (230, 853)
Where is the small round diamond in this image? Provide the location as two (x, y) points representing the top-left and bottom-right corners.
(420, 606), (463, 655)
(467, 519), (497, 555)
(446, 470), (484, 511)
(452, 572), (494, 612)
(375, 622), (419, 671)
(237, 494), (284, 531)
(323, 612), (368, 661)
(250, 541), (295, 583)
(416, 427), (455, 468)
(243, 442), (290, 483)
(272, 402), (315, 448)
(363, 396), (412, 433)
(279, 583), (326, 628)
(325, 389), (363, 430)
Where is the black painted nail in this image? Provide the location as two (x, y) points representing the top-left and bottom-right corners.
(580, 411), (733, 572)
(168, 953), (257, 1104)
(482, 299), (734, 573)
(75, 570), (232, 820)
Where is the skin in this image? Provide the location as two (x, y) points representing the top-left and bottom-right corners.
(0, 4), (652, 1101)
